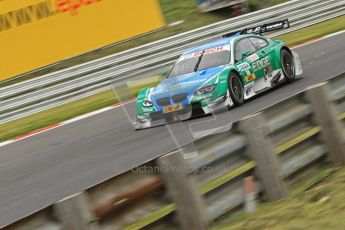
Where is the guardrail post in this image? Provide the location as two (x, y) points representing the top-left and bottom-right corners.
(54, 192), (99, 230)
(305, 82), (345, 164)
(157, 150), (208, 230)
(239, 113), (288, 201)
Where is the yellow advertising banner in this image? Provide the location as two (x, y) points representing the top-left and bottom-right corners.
(0, 0), (165, 80)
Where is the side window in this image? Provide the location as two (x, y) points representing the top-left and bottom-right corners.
(235, 38), (256, 61)
(249, 37), (268, 51)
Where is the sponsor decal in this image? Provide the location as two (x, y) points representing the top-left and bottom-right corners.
(264, 66), (273, 82)
(180, 45), (230, 60)
(262, 20), (290, 33)
(244, 26), (261, 34)
(0, 0), (104, 33)
(265, 22), (283, 30)
(246, 53), (259, 62)
(264, 66), (272, 75)
(56, 0), (104, 16)
(252, 56), (271, 72)
(245, 74), (256, 81)
(238, 62), (251, 75)
(244, 81), (255, 99)
(193, 46), (227, 56)
(242, 20), (289, 35)
(163, 104), (183, 113)
(237, 62), (250, 71)
(246, 86), (253, 95)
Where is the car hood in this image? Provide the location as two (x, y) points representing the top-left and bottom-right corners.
(151, 65), (226, 98)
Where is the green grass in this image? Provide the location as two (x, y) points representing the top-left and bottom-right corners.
(0, 90), (118, 141)
(1, 16), (345, 142)
(1, 0), (289, 87)
(214, 167), (345, 230)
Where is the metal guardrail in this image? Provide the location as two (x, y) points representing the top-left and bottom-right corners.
(6, 73), (345, 229)
(1, 0), (345, 123)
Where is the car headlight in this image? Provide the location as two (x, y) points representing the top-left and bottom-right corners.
(143, 100), (153, 107)
(194, 84), (216, 95)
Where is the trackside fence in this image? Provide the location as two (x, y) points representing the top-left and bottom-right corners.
(5, 73), (345, 229)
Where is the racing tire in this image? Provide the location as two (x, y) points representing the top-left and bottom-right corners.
(228, 72), (244, 106)
(281, 49), (295, 83)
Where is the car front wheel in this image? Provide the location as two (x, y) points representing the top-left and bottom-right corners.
(228, 72), (244, 106)
(281, 49), (295, 82)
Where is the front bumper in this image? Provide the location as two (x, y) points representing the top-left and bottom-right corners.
(134, 105), (193, 130)
(201, 91), (233, 114)
(134, 93), (233, 130)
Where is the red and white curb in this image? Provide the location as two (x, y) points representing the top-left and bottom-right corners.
(290, 37), (325, 49)
(1, 29), (345, 148)
(0, 98), (136, 147)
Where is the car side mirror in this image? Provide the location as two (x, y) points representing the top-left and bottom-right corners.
(242, 50), (251, 59)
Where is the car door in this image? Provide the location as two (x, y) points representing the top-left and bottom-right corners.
(234, 38), (260, 99)
(248, 37), (276, 89)
(234, 38), (257, 83)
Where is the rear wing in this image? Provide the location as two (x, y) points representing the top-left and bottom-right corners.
(223, 19), (290, 37)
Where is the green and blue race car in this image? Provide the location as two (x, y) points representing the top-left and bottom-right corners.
(135, 20), (303, 129)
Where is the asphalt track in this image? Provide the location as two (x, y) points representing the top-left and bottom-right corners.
(1, 32), (345, 227)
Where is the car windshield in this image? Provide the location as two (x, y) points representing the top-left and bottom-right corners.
(168, 56), (200, 78)
(168, 46), (231, 78)
(197, 50), (231, 70)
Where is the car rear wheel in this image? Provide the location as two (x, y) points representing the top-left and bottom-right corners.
(228, 72), (244, 106)
(281, 49), (295, 82)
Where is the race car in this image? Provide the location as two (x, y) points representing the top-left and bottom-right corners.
(134, 20), (303, 129)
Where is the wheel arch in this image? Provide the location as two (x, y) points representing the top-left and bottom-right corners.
(228, 69), (244, 87)
(281, 46), (293, 55)
(274, 45), (293, 68)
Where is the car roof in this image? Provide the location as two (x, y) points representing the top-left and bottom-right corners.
(182, 35), (239, 55)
